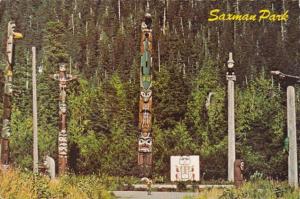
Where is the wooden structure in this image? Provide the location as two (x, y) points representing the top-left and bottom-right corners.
(50, 63), (76, 175)
(1, 21), (23, 169)
(138, 12), (153, 177)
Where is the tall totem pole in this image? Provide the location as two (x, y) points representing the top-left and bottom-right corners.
(50, 63), (76, 175)
(138, 11), (153, 177)
(1, 21), (23, 169)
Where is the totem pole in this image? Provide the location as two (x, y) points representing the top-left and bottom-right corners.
(234, 159), (244, 187)
(50, 63), (76, 175)
(1, 21), (23, 169)
(138, 12), (153, 177)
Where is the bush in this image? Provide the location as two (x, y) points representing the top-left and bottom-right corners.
(219, 180), (299, 199)
(0, 169), (114, 199)
(196, 179), (299, 199)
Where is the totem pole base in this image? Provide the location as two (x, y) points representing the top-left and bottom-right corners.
(58, 156), (68, 175)
(138, 165), (152, 178)
(1, 139), (9, 163)
(138, 152), (152, 177)
(0, 138), (10, 171)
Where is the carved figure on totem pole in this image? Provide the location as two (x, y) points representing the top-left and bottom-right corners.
(138, 135), (152, 153)
(59, 102), (67, 115)
(138, 134), (152, 169)
(60, 89), (67, 102)
(2, 119), (11, 138)
(58, 129), (68, 157)
(140, 32), (152, 54)
(139, 90), (152, 136)
(4, 72), (13, 95)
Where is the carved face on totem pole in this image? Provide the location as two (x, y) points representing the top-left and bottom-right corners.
(138, 135), (152, 153)
(4, 70), (13, 95)
(59, 102), (67, 115)
(8, 21), (23, 39)
(2, 119), (11, 138)
(4, 82), (13, 95)
(141, 32), (152, 54)
(139, 91), (152, 135)
(240, 160), (244, 171)
(59, 63), (66, 72)
(58, 129), (67, 157)
(60, 89), (67, 102)
(144, 13), (152, 29)
(141, 90), (152, 102)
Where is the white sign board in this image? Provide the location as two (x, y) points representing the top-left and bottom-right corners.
(170, 155), (200, 182)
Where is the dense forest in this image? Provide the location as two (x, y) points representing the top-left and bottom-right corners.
(0, 0), (300, 180)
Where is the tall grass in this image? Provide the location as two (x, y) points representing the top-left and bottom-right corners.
(0, 169), (113, 199)
(197, 180), (300, 199)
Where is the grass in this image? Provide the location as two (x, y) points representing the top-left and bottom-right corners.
(0, 169), (114, 199)
(196, 180), (300, 199)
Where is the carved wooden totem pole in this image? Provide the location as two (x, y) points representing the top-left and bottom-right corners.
(1, 21), (23, 169)
(234, 159), (244, 187)
(138, 12), (153, 177)
(50, 63), (76, 175)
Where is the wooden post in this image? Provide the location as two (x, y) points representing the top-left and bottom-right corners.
(287, 86), (298, 187)
(158, 41), (161, 72)
(227, 52), (236, 182)
(32, 47), (39, 173)
(118, 0), (121, 23)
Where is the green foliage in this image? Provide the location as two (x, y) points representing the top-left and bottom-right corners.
(219, 180), (298, 199)
(43, 21), (69, 67)
(235, 74), (286, 178)
(153, 122), (197, 176)
(153, 66), (190, 129)
(68, 74), (136, 175)
(10, 107), (33, 169)
(0, 170), (113, 199)
(185, 60), (227, 179)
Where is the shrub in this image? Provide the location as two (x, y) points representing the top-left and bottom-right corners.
(0, 169), (113, 199)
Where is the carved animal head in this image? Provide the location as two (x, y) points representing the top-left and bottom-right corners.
(141, 90), (152, 102)
(138, 135), (152, 153)
(234, 159), (244, 171)
(2, 119), (11, 138)
(59, 102), (67, 114)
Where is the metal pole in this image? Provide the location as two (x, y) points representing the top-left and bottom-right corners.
(227, 52), (236, 182)
(32, 47), (38, 173)
(287, 86), (298, 187)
